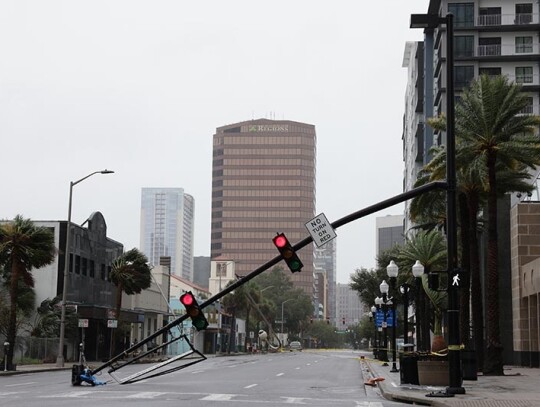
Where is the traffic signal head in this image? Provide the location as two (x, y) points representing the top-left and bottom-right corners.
(272, 233), (303, 273)
(180, 291), (209, 330)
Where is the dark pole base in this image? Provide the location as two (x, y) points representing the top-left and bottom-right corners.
(446, 386), (466, 395)
(378, 349), (388, 362)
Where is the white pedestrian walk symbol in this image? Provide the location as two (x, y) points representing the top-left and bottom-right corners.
(452, 274), (460, 286)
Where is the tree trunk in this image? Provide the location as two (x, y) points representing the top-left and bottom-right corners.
(484, 155), (504, 375)
(468, 192), (484, 371)
(458, 192), (471, 348)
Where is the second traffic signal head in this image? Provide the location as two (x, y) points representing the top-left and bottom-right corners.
(272, 233), (303, 273)
(180, 291), (209, 331)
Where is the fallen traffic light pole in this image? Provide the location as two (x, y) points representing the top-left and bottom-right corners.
(74, 180), (447, 386)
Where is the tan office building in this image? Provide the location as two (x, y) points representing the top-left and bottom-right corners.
(211, 119), (316, 295)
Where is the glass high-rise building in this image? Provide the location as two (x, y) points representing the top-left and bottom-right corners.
(211, 119), (316, 295)
(140, 188), (195, 280)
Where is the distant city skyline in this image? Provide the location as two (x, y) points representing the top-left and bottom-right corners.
(140, 188), (194, 280)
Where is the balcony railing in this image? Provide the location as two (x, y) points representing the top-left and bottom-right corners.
(474, 43), (539, 57)
(476, 12), (539, 26)
(518, 103), (539, 115)
(478, 44), (501, 56)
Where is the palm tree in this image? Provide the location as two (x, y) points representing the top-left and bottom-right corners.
(110, 248), (152, 353)
(455, 75), (540, 375)
(397, 229), (447, 352)
(0, 215), (56, 370)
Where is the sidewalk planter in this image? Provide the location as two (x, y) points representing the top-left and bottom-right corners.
(417, 360), (449, 386)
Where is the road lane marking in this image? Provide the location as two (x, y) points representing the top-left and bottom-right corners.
(295, 367), (301, 370)
(244, 384), (258, 389)
(5, 382), (36, 387)
(276, 372), (285, 376)
(42, 391), (94, 398)
(126, 392), (168, 398)
(200, 394), (236, 401)
(282, 397), (307, 404)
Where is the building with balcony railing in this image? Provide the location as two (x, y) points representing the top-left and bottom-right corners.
(402, 0), (540, 368)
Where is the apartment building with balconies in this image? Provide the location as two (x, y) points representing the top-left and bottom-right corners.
(403, 0), (540, 367)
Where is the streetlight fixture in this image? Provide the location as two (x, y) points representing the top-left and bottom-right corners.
(386, 261), (399, 373)
(371, 305), (378, 359)
(411, 12), (463, 395)
(56, 169), (114, 367)
(280, 299), (293, 345)
(3, 341), (9, 371)
(379, 280), (389, 365)
(412, 260), (424, 350)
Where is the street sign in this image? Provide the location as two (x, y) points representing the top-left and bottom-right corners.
(78, 319), (89, 328)
(107, 319), (118, 328)
(375, 310), (396, 328)
(305, 213), (337, 248)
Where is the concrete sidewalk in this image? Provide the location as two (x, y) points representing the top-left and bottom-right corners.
(362, 355), (540, 406)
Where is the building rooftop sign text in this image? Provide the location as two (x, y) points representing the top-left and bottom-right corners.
(248, 124), (289, 132)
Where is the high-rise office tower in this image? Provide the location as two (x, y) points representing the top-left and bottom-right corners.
(211, 119), (316, 295)
(140, 188), (195, 280)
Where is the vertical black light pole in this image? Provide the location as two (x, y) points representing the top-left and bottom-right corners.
(379, 280), (389, 365)
(412, 260), (425, 351)
(386, 261), (399, 372)
(375, 297), (383, 360)
(444, 13), (464, 395)
(410, 12), (463, 395)
(371, 305), (378, 359)
(400, 285), (410, 345)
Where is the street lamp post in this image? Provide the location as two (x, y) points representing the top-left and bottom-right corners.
(280, 299), (293, 345)
(375, 296), (384, 360)
(411, 12), (463, 395)
(400, 284), (410, 345)
(3, 341), (9, 371)
(386, 261), (399, 373)
(412, 260), (425, 351)
(379, 280), (389, 365)
(371, 305), (377, 359)
(56, 169), (114, 367)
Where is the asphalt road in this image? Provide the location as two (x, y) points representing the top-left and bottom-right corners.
(0, 350), (408, 406)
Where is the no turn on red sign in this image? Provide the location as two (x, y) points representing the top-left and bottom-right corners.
(305, 213), (337, 248)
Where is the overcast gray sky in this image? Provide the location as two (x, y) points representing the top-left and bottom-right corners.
(1, 0), (428, 284)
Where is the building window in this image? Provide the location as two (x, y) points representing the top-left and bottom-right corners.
(516, 36), (533, 53)
(519, 97), (534, 114)
(89, 260), (95, 278)
(455, 66), (475, 88)
(478, 7), (502, 26)
(75, 255), (81, 274)
(449, 3), (475, 28)
(81, 258), (87, 276)
(217, 262), (228, 277)
(478, 37), (501, 56)
(455, 36), (474, 57)
(100, 264), (106, 280)
(515, 4), (533, 24)
(479, 67), (502, 77)
(516, 67), (533, 84)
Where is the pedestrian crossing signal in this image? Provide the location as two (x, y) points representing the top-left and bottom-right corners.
(273, 233), (303, 273)
(180, 291), (209, 330)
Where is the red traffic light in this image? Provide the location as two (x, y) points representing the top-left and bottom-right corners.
(272, 233), (303, 273)
(273, 235), (287, 248)
(180, 292), (195, 307)
(179, 291), (208, 331)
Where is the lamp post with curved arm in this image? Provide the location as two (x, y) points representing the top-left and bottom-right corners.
(56, 169), (114, 367)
